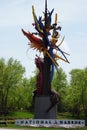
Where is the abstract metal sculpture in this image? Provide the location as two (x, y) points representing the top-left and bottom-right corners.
(22, 0), (69, 118)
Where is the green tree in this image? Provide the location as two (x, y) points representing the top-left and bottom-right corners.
(0, 57), (25, 115)
(52, 67), (68, 112)
(20, 76), (36, 111)
(67, 68), (87, 118)
(9, 74), (37, 111)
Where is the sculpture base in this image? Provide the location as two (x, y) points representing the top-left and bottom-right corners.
(34, 96), (57, 119)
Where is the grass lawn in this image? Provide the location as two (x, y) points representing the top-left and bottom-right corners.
(6, 111), (34, 119)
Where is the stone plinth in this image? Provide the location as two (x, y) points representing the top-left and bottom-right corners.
(34, 96), (57, 119)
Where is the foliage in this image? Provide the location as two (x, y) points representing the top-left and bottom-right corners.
(52, 68), (68, 91)
(52, 68), (68, 112)
(65, 68), (87, 118)
(0, 57), (25, 115)
(0, 57), (38, 115)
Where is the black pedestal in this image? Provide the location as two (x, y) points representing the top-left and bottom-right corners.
(34, 96), (57, 119)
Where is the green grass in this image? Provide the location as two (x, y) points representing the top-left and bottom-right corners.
(0, 111), (34, 119)
(8, 111), (34, 119)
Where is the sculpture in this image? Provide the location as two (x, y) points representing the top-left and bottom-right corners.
(22, 0), (69, 118)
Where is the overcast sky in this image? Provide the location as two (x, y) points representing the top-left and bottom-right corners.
(0, 0), (87, 79)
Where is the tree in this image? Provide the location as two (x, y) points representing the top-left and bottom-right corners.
(20, 76), (37, 111)
(7, 73), (37, 112)
(67, 69), (82, 117)
(52, 67), (68, 112)
(68, 68), (87, 118)
(0, 57), (25, 115)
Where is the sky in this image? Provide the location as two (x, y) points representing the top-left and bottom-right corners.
(0, 0), (87, 79)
